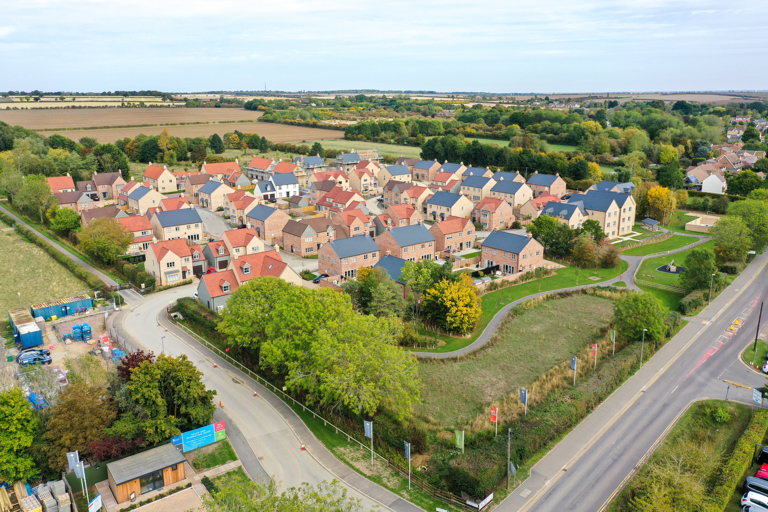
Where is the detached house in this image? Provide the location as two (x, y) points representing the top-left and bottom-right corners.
(244, 156), (275, 181)
(281, 218), (337, 257)
(223, 190), (259, 225)
(245, 204), (291, 245)
(332, 209), (374, 238)
(401, 185), (433, 210)
(481, 231), (544, 274)
(309, 180), (338, 203)
(540, 201), (587, 230)
(81, 206), (128, 227)
(376, 224), (436, 262)
(349, 167), (377, 192)
(518, 192), (560, 220)
(437, 162), (467, 181)
(160, 196), (190, 212)
(198, 181), (234, 211)
(47, 175), (76, 194)
(76, 180), (100, 202)
(460, 176), (495, 202)
(424, 192), (474, 221)
(377, 165), (412, 189)
(412, 160), (442, 182)
(383, 181), (413, 206)
(200, 160), (241, 177)
(585, 190), (637, 236)
(566, 194), (621, 238)
(318, 235), (380, 279)
(143, 164), (177, 193)
(145, 239), (205, 286)
(317, 187), (365, 213)
(184, 173), (212, 204)
(373, 204), (423, 235)
(310, 170), (350, 189)
(203, 227), (265, 270)
(92, 171), (126, 199)
(269, 172), (300, 199)
(118, 215), (156, 255)
(430, 216), (474, 253)
(150, 208), (204, 243)
(474, 197), (515, 230)
(56, 191), (92, 214)
(126, 186), (164, 215)
(526, 172), (567, 198)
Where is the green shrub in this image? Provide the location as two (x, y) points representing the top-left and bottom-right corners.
(709, 410), (768, 509)
(720, 261), (746, 275)
(679, 290), (707, 315)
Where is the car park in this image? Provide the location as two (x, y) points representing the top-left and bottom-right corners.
(745, 476), (768, 497)
(758, 467), (768, 480)
(743, 492), (768, 510)
(17, 352), (52, 367)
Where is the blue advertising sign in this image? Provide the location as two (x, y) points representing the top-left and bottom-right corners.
(570, 356), (577, 371)
(171, 435), (182, 446)
(181, 421), (226, 452)
(404, 441), (411, 461)
(519, 388), (528, 406)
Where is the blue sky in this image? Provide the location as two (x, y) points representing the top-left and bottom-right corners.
(1, 0), (765, 93)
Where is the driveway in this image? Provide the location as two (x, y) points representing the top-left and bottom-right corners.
(277, 248), (319, 273)
(194, 206), (232, 239)
(365, 197), (383, 215)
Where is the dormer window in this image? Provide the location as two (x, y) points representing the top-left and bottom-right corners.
(218, 246), (224, 255)
(222, 282), (230, 293)
(193, 251), (199, 259)
(242, 264), (251, 275)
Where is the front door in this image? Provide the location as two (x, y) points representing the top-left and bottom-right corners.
(182, 270), (187, 280)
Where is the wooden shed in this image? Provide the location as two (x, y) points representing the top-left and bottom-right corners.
(107, 444), (186, 503)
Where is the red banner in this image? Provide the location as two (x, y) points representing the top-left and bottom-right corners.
(592, 344), (597, 356)
(214, 421), (226, 432)
(490, 407), (497, 423)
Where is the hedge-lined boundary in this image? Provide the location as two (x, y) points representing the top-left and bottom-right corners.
(114, 259), (156, 291)
(710, 409), (768, 509)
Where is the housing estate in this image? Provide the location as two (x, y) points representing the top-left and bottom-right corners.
(118, 215), (156, 255)
(480, 231), (544, 274)
(149, 208), (204, 242)
(429, 216), (474, 253)
(473, 197), (515, 230)
(318, 235), (380, 279)
(245, 204), (291, 245)
(526, 172), (567, 197)
(423, 191), (474, 220)
(198, 181), (234, 211)
(375, 224), (436, 262)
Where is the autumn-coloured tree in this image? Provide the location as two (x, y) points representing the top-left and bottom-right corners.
(647, 186), (676, 225)
(116, 349), (155, 382)
(79, 216), (134, 264)
(572, 233), (598, 268)
(422, 275), (481, 334)
(228, 134), (241, 149)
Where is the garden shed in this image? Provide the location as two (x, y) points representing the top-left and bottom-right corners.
(30, 294), (93, 320)
(107, 444), (186, 504)
(641, 218), (661, 231)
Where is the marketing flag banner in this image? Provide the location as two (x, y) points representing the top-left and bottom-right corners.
(404, 441), (411, 461)
(67, 451), (79, 471)
(570, 356), (577, 371)
(592, 344), (597, 356)
(490, 407), (498, 423)
(454, 430), (464, 451)
(364, 421), (373, 439)
(88, 494), (103, 512)
(519, 388), (528, 405)
(73, 461), (84, 479)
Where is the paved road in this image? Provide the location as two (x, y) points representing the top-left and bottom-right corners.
(499, 251), (768, 511)
(0, 204), (119, 287)
(112, 285), (419, 512)
(194, 206), (233, 239)
(277, 247), (319, 273)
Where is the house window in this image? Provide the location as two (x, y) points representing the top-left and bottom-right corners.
(421, 244), (425, 249)
(536, 251), (540, 256)
(166, 228), (172, 233)
(184, 257), (189, 263)
(306, 247), (314, 253)
(344, 258), (349, 264)
(222, 283), (230, 292)
(447, 235), (453, 240)
(523, 254), (527, 259)
(218, 247), (224, 255)
(305, 237), (313, 242)
(196, 223), (200, 227)
(243, 264), (251, 274)
(403, 247), (408, 253)
(176, 226), (181, 231)
(167, 261), (175, 268)
(372, 252), (377, 259)
(485, 247), (489, 253)
(188, 234), (200, 242)
(352, 257), (357, 262)
(364, 254), (369, 260)
(168, 273), (180, 282)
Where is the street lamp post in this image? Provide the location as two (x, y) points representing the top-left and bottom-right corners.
(640, 328), (648, 368)
(709, 273), (716, 304)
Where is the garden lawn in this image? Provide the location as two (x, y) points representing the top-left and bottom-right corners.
(305, 139), (422, 159)
(417, 295), (615, 427)
(0, 230), (89, 313)
(609, 401), (750, 512)
(666, 211), (699, 233)
(416, 260), (627, 353)
(637, 285), (684, 311)
(190, 439), (238, 471)
(741, 340), (768, 368)
(621, 235), (696, 257)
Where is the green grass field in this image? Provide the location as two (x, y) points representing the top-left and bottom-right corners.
(417, 295), (615, 427)
(547, 143), (579, 153)
(621, 235), (696, 257)
(190, 439), (238, 470)
(609, 401), (751, 512)
(305, 139), (422, 159)
(666, 211), (698, 233)
(741, 340), (768, 369)
(416, 261), (628, 353)
(637, 284), (684, 311)
(0, 230), (88, 314)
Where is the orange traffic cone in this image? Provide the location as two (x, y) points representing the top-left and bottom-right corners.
(301, 443), (306, 451)
(213, 362), (217, 368)
(253, 391), (258, 397)
(219, 401), (223, 407)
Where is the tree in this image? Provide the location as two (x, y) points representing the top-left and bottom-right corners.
(115, 349), (155, 382)
(0, 169), (24, 203)
(202, 474), (363, 512)
(727, 199), (768, 250)
(678, 248), (718, 291)
(399, 259), (457, 296)
(658, 145), (678, 165)
(138, 137), (160, 163)
(16, 174), (54, 222)
(127, 354), (216, 443)
(44, 384), (117, 470)
(571, 232), (598, 268)
(421, 275), (481, 334)
(647, 186), (676, 225)
(658, 162), (684, 190)
(597, 240), (621, 268)
(191, 144), (208, 163)
(579, 219), (606, 242)
(228, 134), (241, 149)
(527, 215), (574, 257)
(748, 188), (768, 201)
(309, 142), (325, 158)
(612, 293), (666, 343)
(93, 143), (131, 179)
(709, 216), (752, 264)
(753, 158), (768, 172)
(742, 125), (762, 143)
(0, 389), (39, 482)
(79, 217), (133, 264)
(46, 205), (81, 234)
(341, 267), (405, 317)
(209, 134), (225, 154)
(728, 170), (763, 196)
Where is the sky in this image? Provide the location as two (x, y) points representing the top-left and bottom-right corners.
(1, 0), (766, 94)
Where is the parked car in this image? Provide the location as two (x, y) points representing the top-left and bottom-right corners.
(743, 491), (768, 510)
(757, 467), (768, 480)
(15, 348), (51, 363)
(762, 362), (768, 374)
(206, 268), (217, 274)
(312, 274), (329, 284)
(17, 352), (52, 367)
(193, 291), (199, 299)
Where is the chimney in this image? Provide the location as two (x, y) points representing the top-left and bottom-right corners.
(246, 222), (251, 229)
(66, 172), (70, 177)
(149, 161), (153, 166)
(527, 232), (532, 238)
(555, 173), (559, 177)
(386, 249), (391, 256)
(516, 170), (520, 175)
(274, 244), (279, 252)
(534, 170), (538, 174)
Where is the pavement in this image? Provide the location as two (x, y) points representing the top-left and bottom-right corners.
(110, 286), (420, 512)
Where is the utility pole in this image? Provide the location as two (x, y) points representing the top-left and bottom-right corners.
(507, 428), (511, 490)
(753, 302), (764, 357)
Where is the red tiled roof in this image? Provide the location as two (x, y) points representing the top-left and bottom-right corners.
(46, 176), (75, 193)
(203, 161), (241, 175)
(149, 239), (192, 261)
(314, 170), (347, 181)
(200, 270), (239, 298)
(223, 228), (260, 249)
(118, 215), (153, 233)
(232, 250), (286, 283)
(356, 160), (380, 169)
(433, 172), (455, 183)
(475, 197), (508, 212)
(432, 215), (470, 234)
(387, 204), (417, 219)
(121, 180), (140, 194)
(143, 165), (168, 180)
(404, 186), (430, 198)
(161, 197), (190, 211)
(207, 240), (229, 256)
(247, 156), (273, 169)
(134, 235), (154, 243)
(351, 167), (374, 179)
(336, 209), (370, 226)
(273, 162), (297, 174)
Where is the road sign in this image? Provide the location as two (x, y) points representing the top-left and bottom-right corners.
(404, 441), (411, 461)
(754, 388), (762, 404)
(364, 420), (373, 439)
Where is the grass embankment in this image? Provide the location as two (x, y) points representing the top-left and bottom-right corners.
(635, 240), (716, 311)
(416, 295), (615, 427)
(609, 401), (752, 511)
(190, 440), (238, 471)
(621, 235), (696, 257)
(416, 261), (627, 353)
(741, 340), (768, 369)
(0, 227), (91, 312)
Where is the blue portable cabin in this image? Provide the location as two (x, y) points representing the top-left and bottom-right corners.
(8, 308), (43, 349)
(30, 294), (93, 321)
(82, 323), (92, 341)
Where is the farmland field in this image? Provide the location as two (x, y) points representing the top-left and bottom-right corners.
(306, 139), (422, 159)
(0, 230), (88, 314)
(416, 294), (615, 427)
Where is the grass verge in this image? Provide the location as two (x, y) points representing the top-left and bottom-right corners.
(621, 234), (697, 257)
(190, 439), (238, 471)
(665, 211), (699, 233)
(741, 340), (768, 370)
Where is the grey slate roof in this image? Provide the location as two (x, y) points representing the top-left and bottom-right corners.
(585, 189), (633, 207)
(413, 160), (438, 170)
(439, 162), (464, 174)
(374, 255), (407, 284)
(154, 208), (202, 227)
(567, 193), (617, 212)
(186, 173), (212, 186)
(541, 201), (586, 221)
(593, 181), (635, 193)
(493, 172), (523, 182)
(327, 235), (379, 258)
(107, 443), (186, 486)
(386, 224), (435, 247)
(462, 176), (493, 189)
(247, 204), (280, 222)
(295, 156), (325, 168)
(463, 167), (489, 177)
(481, 231), (535, 254)
(253, 181), (276, 194)
(339, 153), (361, 164)
(271, 173), (299, 186)
(385, 165), (411, 176)
(198, 180), (225, 195)
(56, 191), (85, 204)
(642, 218), (660, 226)
(491, 180), (525, 194)
(426, 191), (463, 207)
(527, 173), (560, 187)
(127, 186), (152, 201)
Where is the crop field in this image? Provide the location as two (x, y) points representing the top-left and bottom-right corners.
(306, 139), (422, 159)
(0, 95), (186, 109)
(0, 230), (87, 314)
(416, 294), (615, 427)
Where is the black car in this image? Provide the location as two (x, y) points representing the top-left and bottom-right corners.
(312, 274), (329, 284)
(17, 352), (52, 367)
(16, 348), (51, 363)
